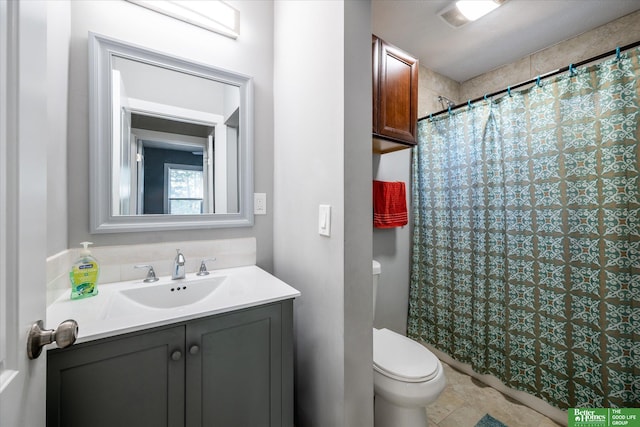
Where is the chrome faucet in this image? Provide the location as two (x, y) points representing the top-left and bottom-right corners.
(172, 249), (186, 280)
(134, 264), (159, 283)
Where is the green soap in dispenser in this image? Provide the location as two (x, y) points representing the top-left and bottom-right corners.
(70, 242), (99, 300)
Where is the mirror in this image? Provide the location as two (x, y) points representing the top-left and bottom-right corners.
(89, 33), (253, 233)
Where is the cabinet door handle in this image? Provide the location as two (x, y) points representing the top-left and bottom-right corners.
(171, 350), (182, 361)
(189, 345), (200, 355)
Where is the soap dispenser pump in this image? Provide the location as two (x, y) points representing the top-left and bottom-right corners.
(69, 241), (100, 300)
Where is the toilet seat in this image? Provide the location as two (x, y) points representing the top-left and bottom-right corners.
(373, 328), (439, 383)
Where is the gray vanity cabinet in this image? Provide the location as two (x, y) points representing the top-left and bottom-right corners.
(47, 300), (294, 427)
(46, 326), (185, 427)
(186, 301), (292, 427)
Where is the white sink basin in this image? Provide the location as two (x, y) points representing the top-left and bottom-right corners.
(47, 265), (301, 344)
(120, 276), (226, 309)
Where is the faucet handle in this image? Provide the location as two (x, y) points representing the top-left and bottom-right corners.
(175, 249), (185, 264)
(196, 258), (217, 276)
(134, 264), (159, 283)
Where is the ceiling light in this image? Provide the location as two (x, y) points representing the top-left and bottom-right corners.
(126, 1), (239, 39)
(438, 0), (507, 28)
(456, 1), (499, 21)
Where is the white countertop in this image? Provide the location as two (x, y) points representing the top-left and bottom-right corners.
(46, 265), (300, 345)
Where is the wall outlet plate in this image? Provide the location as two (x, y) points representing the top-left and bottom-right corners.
(254, 193), (267, 215)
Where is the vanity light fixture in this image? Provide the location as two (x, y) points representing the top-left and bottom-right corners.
(126, 0), (240, 39)
(438, 0), (508, 28)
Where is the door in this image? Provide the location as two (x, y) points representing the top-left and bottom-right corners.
(185, 303), (285, 427)
(375, 37), (418, 143)
(47, 326), (186, 427)
(0, 2), (49, 426)
(113, 68), (135, 215)
(135, 135), (145, 214)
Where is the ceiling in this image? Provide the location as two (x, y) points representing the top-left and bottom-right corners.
(372, 0), (640, 82)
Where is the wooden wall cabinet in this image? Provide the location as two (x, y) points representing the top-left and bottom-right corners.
(372, 34), (419, 154)
(47, 300), (293, 427)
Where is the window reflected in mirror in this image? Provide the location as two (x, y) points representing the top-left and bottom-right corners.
(166, 164), (204, 215)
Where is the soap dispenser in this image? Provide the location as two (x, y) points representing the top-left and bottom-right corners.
(69, 242), (100, 300)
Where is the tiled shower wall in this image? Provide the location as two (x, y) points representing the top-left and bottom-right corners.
(455, 10), (640, 108)
(420, 10), (640, 115)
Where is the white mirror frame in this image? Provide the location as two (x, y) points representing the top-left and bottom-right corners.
(89, 32), (254, 233)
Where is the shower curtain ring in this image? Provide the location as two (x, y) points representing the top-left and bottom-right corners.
(507, 86), (512, 97)
(468, 99), (472, 109)
(448, 105), (452, 116)
(616, 46), (621, 60)
(569, 63), (575, 76)
(536, 76), (541, 87)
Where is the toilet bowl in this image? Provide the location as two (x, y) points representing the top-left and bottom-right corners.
(373, 328), (446, 427)
(372, 261), (446, 427)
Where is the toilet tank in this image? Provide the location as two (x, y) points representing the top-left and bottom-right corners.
(372, 260), (381, 313)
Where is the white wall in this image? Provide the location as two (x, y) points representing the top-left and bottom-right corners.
(113, 56), (226, 115)
(342, 2), (374, 423)
(372, 149), (412, 334)
(65, 0), (275, 270)
(273, 1), (373, 425)
(47, 1), (71, 255)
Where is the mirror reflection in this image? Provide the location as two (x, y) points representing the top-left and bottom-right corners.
(111, 56), (240, 216)
(89, 33), (253, 233)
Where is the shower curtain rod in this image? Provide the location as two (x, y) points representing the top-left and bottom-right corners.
(420, 39), (640, 121)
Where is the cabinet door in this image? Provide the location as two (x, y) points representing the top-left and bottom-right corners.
(372, 35), (381, 133)
(186, 302), (293, 427)
(375, 38), (418, 144)
(47, 326), (185, 427)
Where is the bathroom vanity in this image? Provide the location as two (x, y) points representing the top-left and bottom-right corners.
(43, 31), (295, 425)
(45, 265), (299, 427)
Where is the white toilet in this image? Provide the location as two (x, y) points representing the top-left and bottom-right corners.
(372, 260), (446, 427)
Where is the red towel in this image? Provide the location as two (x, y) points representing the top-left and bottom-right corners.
(373, 180), (408, 228)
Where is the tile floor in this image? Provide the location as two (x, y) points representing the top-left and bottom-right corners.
(425, 362), (563, 427)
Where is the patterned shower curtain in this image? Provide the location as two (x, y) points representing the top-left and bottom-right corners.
(408, 48), (639, 409)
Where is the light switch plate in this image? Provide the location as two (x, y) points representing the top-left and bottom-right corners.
(318, 204), (331, 236)
(254, 193), (267, 215)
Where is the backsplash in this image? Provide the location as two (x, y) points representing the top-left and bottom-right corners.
(47, 237), (256, 305)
